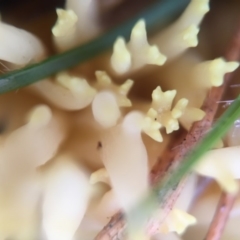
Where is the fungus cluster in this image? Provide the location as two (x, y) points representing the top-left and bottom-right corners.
(0, 0), (239, 240)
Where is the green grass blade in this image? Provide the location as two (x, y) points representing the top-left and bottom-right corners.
(128, 95), (240, 233)
(0, 0), (190, 94)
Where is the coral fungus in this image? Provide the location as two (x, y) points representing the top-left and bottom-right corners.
(0, 0), (240, 240)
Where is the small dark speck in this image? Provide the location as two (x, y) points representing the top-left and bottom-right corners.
(97, 141), (102, 149)
(108, 222), (113, 228)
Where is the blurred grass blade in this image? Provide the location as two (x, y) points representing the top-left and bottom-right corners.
(128, 95), (240, 234)
(0, 0), (190, 94)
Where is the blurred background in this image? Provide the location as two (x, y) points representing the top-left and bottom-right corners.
(0, 0), (239, 58)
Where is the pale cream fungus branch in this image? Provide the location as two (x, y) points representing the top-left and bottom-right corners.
(152, 0), (210, 60)
(148, 86), (189, 134)
(0, 104), (66, 172)
(52, 9), (78, 52)
(111, 20), (166, 75)
(52, 0), (100, 51)
(192, 57), (239, 88)
(159, 55), (239, 114)
(31, 72), (97, 111)
(0, 20), (46, 66)
(193, 124), (240, 194)
(0, 105), (67, 239)
(92, 71), (134, 128)
(42, 155), (90, 240)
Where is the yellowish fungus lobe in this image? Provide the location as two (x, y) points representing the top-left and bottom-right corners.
(92, 71), (134, 128)
(92, 91), (121, 128)
(150, 86), (188, 134)
(159, 209), (197, 235)
(142, 109), (163, 142)
(179, 0), (210, 26)
(194, 146), (240, 194)
(26, 105), (52, 128)
(95, 70), (112, 86)
(95, 71), (133, 107)
(52, 9), (79, 51)
(56, 72), (96, 96)
(181, 24), (199, 47)
(209, 58), (239, 86)
(66, 0), (100, 43)
(111, 37), (131, 74)
(111, 20), (166, 74)
(179, 107), (206, 131)
(193, 57), (239, 87)
(31, 72), (96, 111)
(102, 111), (149, 212)
(52, 0), (100, 51)
(52, 9), (78, 37)
(129, 20), (167, 67)
(89, 168), (110, 185)
(153, 0), (209, 60)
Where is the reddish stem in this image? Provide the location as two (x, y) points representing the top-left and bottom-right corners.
(204, 190), (238, 240)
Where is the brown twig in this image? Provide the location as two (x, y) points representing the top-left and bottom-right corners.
(94, 17), (240, 240)
(204, 189), (239, 240)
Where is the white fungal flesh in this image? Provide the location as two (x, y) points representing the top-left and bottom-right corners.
(102, 111), (149, 211)
(0, 105), (66, 179)
(42, 155), (89, 240)
(92, 91), (121, 128)
(0, 21), (45, 65)
(0, 178), (41, 240)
